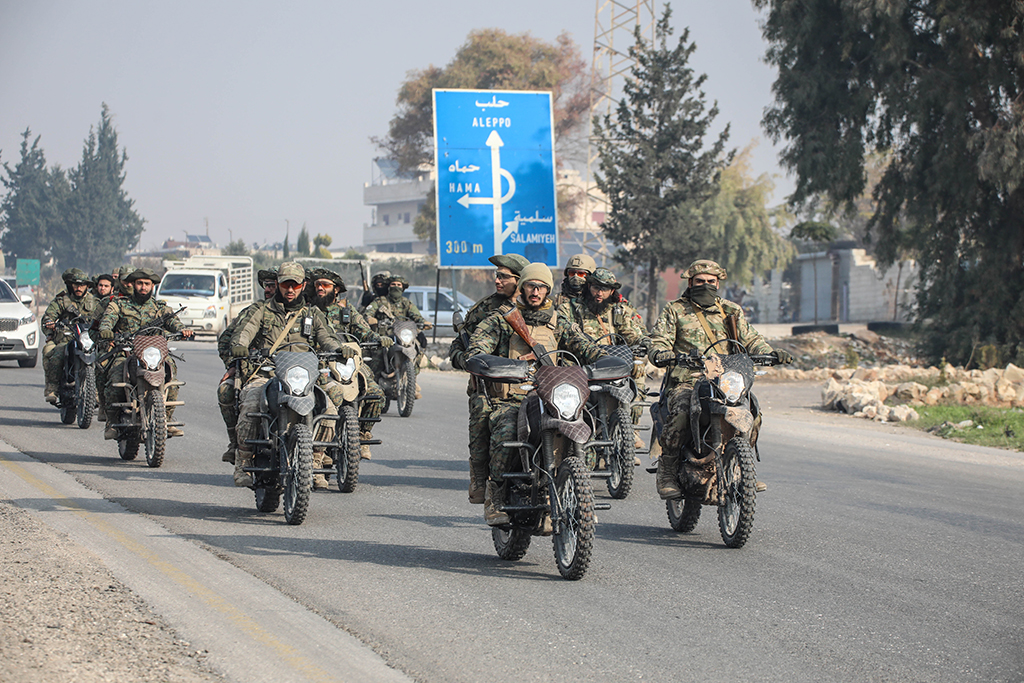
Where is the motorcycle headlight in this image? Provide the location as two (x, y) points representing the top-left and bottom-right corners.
(398, 328), (416, 345)
(203, 305), (217, 318)
(285, 366), (310, 395)
(336, 358), (356, 381)
(80, 334), (94, 352)
(719, 371), (745, 404)
(142, 346), (163, 370)
(551, 383), (582, 420)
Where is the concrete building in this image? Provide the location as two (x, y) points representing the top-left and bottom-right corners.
(362, 159), (434, 255)
(794, 247), (917, 323)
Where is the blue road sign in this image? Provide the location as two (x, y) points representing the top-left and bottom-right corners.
(433, 89), (558, 268)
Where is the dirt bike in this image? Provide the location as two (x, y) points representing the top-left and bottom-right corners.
(52, 317), (98, 429)
(238, 343), (348, 524)
(585, 333), (648, 499)
(466, 350), (632, 580)
(106, 325), (186, 468)
(649, 339), (779, 548)
(318, 334), (382, 493)
(374, 319), (422, 417)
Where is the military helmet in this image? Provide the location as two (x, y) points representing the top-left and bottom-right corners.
(564, 253), (597, 275)
(124, 267), (162, 284)
(277, 261), (305, 285)
(682, 259), (727, 281)
(517, 263), (554, 291)
(116, 265), (134, 279)
(588, 267), (621, 290)
(62, 268), (93, 287)
(309, 267), (346, 292)
(257, 266), (279, 287)
(488, 254), (530, 276)
(388, 275), (410, 290)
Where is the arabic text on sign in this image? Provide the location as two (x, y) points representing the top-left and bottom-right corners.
(472, 117), (511, 128)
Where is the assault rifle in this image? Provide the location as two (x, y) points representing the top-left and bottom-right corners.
(503, 307), (555, 366)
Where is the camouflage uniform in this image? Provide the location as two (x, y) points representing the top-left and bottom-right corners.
(215, 300), (265, 461)
(91, 289), (119, 416)
(41, 272), (100, 399)
(229, 269), (344, 487)
(448, 253), (530, 504)
(98, 288), (186, 426)
(363, 284), (427, 377)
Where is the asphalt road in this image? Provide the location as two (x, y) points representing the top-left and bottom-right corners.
(1, 342), (1022, 683)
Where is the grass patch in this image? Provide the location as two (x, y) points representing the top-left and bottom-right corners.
(914, 405), (1024, 451)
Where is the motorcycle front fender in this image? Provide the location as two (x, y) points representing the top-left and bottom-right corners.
(283, 392), (316, 417)
(723, 406), (754, 435)
(396, 344), (417, 360)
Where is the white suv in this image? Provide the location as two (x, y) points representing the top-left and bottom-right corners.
(0, 278), (40, 367)
(402, 286), (475, 334)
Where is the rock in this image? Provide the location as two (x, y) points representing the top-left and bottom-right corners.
(944, 384), (965, 403)
(924, 387), (943, 406)
(862, 404), (878, 419)
(436, 358), (454, 371)
(895, 381), (928, 401)
(821, 378), (844, 410)
(429, 354), (446, 368)
(840, 389), (882, 414)
(955, 419), (974, 429)
(890, 405), (920, 422)
(1005, 363), (1024, 384)
(875, 404), (893, 421)
(995, 378), (1016, 404)
(852, 367), (878, 381)
(852, 329), (881, 344)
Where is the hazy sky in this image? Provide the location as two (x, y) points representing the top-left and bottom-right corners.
(0, 0), (790, 251)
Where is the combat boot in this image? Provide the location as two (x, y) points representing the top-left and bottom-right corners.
(222, 428), (237, 464)
(360, 431), (372, 459)
(166, 407), (183, 437)
(233, 451), (254, 487)
(483, 480), (510, 526)
(468, 460), (488, 504)
(312, 450), (329, 490)
(656, 449), (683, 500)
(415, 382), (422, 400)
(44, 384), (58, 404)
(104, 410), (119, 440)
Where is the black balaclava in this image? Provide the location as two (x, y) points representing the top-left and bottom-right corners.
(561, 274), (586, 298)
(388, 285), (404, 302)
(687, 283), (719, 308)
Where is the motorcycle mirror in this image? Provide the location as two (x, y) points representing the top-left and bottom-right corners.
(452, 311), (465, 330)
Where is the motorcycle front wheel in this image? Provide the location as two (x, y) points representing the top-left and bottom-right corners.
(255, 487), (281, 513)
(667, 496), (702, 532)
(718, 437), (757, 548)
(493, 526), (531, 561)
(397, 357), (416, 417)
(335, 404), (361, 493)
(282, 423), (313, 525)
(143, 390), (166, 468)
(75, 363), (95, 430)
(118, 428), (140, 461)
(552, 456), (596, 580)
(59, 376), (76, 424)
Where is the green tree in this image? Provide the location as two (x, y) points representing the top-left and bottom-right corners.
(0, 129), (65, 262)
(296, 223), (310, 256)
(376, 28), (589, 244)
(699, 143), (793, 286)
(223, 239), (250, 256)
(595, 6), (730, 326)
(54, 104), (145, 273)
(313, 233), (332, 258)
(755, 0), (1024, 364)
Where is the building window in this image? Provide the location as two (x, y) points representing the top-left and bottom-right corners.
(382, 214), (390, 226)
(404, 212), (411, 223)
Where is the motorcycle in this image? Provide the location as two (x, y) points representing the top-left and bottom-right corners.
(466, 350), (632, 580)
(106, 324), (186, 468)
(585, 333), (647, 499)
(375, 319), (422, 417)
(53, 317), (98, 429)
(238, 343), (343, 524)
(319, 334), (382, 493)
(650, 339), (779, 548)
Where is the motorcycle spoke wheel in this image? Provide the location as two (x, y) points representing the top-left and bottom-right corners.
(144, 390), (166, 468)
(282, 423), (313, 525)
(397, 358), (416, 417)
(552, 456), (596, 580)
(118, 429), (140, 461)
(606, 405), (635, 500)
(667, 496), (702, 532)
(59, 378), (76, 424)
(718, 438), (757, 548)
(336, 405), (361, 493)
(76, 364), (95, 429)
(254, 487), (281, 513)
(492, 526), (531, 561)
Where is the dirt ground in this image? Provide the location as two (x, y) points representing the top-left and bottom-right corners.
(0, 499), (224, 683)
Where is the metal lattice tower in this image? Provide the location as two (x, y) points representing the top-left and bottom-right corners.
(564, 1), (655, 274)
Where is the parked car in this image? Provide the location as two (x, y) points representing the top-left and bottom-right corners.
(0, 277), (40, 367)
(402, 286), (476, 334)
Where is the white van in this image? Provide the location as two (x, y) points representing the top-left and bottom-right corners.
(402, 286), (476, 334)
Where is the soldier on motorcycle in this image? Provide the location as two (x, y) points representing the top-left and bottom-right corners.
(449, 253), (530, 504)
(90, 273), (116, 418)
(98, 268), (194, 439)
(228, 262), (351, 488)
(307, 267), (388, 483)
(465, 263), (607, 526)
(359, 271), (391, 312)
(41, 269), (101, 404)
(363, 274), (431, 398)
(552, 253), (597, 308)
(647, 259), (792, 499)
(215, 267), (278, 465)
(557, 267), (653, 457)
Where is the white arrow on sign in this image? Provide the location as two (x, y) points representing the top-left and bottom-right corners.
(455, 130), (517, 254)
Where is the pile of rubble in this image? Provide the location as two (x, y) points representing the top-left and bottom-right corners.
(820, 363), (1024, 422)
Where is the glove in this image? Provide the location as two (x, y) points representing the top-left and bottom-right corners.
(231, 345), (249, 358)
(650, 349), (673, 368)
(773, 349), (794, 364)
(337, 345), (358, 360)
(100, 329), (114, 340)
(422, 322), (433, 330)
(379, 337), (394, 348)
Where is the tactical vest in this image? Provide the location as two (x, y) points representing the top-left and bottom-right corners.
(488, 310), (559, 400)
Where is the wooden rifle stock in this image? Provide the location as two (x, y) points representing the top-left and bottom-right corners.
(503, 307), (555, 366)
